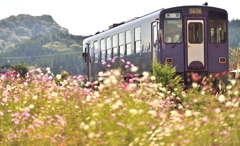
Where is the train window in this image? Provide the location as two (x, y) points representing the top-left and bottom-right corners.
(93, 41), (98, 63)
(100, 39), (105, 61)
(163, 12), (182, 43)
(134, 27), (141, 53)
(119, 32), (125, 57)
(188, 22), (203, 43)
(126, 30), (131, 55)
(208, 11), (227, 43)
(106, 37), (111, 60)
(113, 35), (118, 58)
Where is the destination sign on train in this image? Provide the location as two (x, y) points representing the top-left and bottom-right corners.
(165, 13), (180, 18)
(189, 8), (202, 14)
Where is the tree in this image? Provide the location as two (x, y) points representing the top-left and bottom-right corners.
(229, 47), (240, 78)
(11, 61), (28, 78)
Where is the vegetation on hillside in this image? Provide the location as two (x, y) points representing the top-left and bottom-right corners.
(229, 19), (240, 48)
(0, 33), (88, 75)
(0, 14), (89, 75)
(0, 14), (68, 51)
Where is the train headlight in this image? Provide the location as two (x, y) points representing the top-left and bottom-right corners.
(219, 57), (226, 64)
(166, 58), (173, 64)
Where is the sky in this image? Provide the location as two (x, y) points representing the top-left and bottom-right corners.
(0, 0), (239, 36)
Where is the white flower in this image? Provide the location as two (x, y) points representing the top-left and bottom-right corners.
(48, 76), (53, 80)
(130, 66), (138, 72)
(46, 67), (50, 71)
(148, 110), (157, 117)
(127, 83), (137, 91)
(36, 68), (41, 72)
(24, 82), (28, 86)
(89, 120), (96, 127)
(88, 132), (95, 138)
(229, 114), (235, 118)
(56, 74), (61, 80)
(138, 109), (144, 114)
(83, 125), (89, 130)
(230, 80), (236, 85)
(226, 85), (232, 90)
(150, 76), (156, 81)
(111, 100), (123, 110)
(32, 96), (38, 100)
(113, 70), (120, 76)
(142, 71), (149, 77)
(98, 71), (103, 77)
(185, 110), (192, 117)
(129, 109), (138, 115)
(103, 78), (110, 85)
(29, 104), (34, 109)
(192, 82), (198, 88)
(218, 95), (225, 102)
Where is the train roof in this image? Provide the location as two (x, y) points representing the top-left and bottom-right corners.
(85, 4), (227, 40)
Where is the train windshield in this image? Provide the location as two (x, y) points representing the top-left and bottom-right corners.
(163, 12), (182, 43)
(208, 11), (227, 43)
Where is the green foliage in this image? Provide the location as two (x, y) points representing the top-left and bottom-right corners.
(229, 47), (240, 79)
(229, 47), (240, 69)
(11, 61), (28, 78)
(0, 33), (88, 75)
(54, 70), (69, 86)
(1, 68), (240, 145)
(0, 14), (69, 51)
(152, 60), (183, 91)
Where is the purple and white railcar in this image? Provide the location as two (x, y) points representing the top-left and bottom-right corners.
(83, 3), (229, 86)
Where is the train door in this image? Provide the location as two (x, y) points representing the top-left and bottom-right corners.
(151, 21), (159, 62)
(185, 19), (206, 71)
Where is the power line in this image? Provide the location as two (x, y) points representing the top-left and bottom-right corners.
(0, 51), (82, 59)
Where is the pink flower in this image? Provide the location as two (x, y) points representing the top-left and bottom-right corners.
(191, 73), (199, 81)
(183, 139), (190, 143)
(102, 61), (106, 65)
(214, 73), (220, 78)
(232, 62), (237, 67)
(0, 111), (3, 116)
(2, 98), (7, 102)
(13, 118), (19, 124)
(202, 116), (208, 124)
(98, 131), (104, 135)
(219, 130), (228, 135)
(111, 58), (115, 63)
(125, 65), (129, 69)
(117, 122), (125, 127)
(121, 59), (125, 63)
(215, 108), (221, 113)
(107, 64), (111, 68)
(222, 71), (227, 75)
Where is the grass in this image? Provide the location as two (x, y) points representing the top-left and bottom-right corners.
(0, 60), (239, 146)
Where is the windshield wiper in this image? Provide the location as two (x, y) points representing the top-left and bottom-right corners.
(172, 33), (182, 48)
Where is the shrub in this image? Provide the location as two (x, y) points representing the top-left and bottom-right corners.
(11, 62), (28, 78)
(54, 70), (69, 86)
(151, 60), (183, 101)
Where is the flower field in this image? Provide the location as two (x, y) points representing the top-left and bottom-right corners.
(0, 60), (239, 146)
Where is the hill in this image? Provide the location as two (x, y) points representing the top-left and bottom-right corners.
(0, 14), (69, 52)
(0, 33), (88, 75)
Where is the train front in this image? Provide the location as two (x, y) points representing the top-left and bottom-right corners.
(158, 5), (229, 87)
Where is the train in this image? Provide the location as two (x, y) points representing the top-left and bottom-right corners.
(82, 3), (229, 87)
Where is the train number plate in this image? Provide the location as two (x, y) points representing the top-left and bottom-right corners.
(189, 8), (202, 14)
